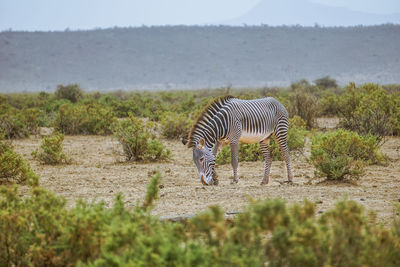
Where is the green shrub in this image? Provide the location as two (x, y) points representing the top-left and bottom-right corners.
(0, 140), (39, 185)
(159, 91), (196, 114)
(98, 94), (139, 118)
(314, 75), (338, 89)
(217, 116), (307, 164)
(0, 172), (168, 266)
(288, 85), (320, 129)
(113, 114), (170, 162)
(32, 133), (70, 165)
(309, 129), (384, 181)
(159, 112), (192, 139)
(0, 104), (28, 139)
(54, 103), (116, 135)
(1, 178), (400, 266)
(338, 83), (400, 139)
(319, 91), (341, 116)
(0, 99), (40, 139)
(216, 143), (261, 164)
(55, 84), (83, 103)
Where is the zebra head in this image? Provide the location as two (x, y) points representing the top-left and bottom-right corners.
(191, 138), (216, 185)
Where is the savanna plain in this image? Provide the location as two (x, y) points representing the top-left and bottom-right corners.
(14, 118), (400, 224)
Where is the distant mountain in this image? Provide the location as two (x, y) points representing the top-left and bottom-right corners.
(0, 25), (400, 92)
(224, 0), (400, 26)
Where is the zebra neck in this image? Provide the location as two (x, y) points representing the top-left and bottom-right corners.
(187, 95), (233, 148)
(194, 111), (229, 148)
(193, 133), (216, 150)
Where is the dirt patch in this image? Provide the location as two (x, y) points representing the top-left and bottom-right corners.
(316, 117), (340, 129)
(13, 132), (400, 224)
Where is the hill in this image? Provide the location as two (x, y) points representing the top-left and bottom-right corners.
(1, 25), (400, 92)
(223, 0), (400, 26)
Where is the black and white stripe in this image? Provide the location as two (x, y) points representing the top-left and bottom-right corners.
(187, 96), (293, 184)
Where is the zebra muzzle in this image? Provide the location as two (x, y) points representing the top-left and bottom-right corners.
(201, 174), (207, 185)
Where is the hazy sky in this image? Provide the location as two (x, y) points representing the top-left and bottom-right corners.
(310, 0), (400, 14)
(1, 0), (399, 31)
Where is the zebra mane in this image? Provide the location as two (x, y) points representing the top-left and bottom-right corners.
(187, 95), (235, 148)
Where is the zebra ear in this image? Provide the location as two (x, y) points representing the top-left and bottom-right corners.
(180, 137), (188, 145)
(198, 138), (205, 149)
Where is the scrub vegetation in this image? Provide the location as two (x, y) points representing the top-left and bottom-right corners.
(1, 80), (400, 265)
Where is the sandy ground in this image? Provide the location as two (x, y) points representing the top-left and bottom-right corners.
(13, 120), (400, 224)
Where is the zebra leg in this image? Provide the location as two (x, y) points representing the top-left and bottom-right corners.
(274, 118), (294, 183)
(230, 140), (239, 183)
(259, 138), (272, 185)
(274, 133), (293, 183)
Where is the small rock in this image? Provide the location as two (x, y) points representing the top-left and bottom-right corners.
(316, 200), (323, 204)
(159, 184), (165, 189)
(360, 198), (365, 201)
(318, 211), (323, 214)
(148, 170), (157, 176)
(109, 190), (113, 193)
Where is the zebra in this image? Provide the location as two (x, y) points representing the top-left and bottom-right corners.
(181, 95), (293, 185)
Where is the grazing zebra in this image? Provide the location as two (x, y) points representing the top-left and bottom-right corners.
(181, 96), (293, 185)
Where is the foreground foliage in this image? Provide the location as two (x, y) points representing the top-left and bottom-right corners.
(0, 140), (38, 185)
(0, 172), (399, 266)
(309, 129), (385, 180)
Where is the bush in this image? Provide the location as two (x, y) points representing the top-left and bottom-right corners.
(309, 129), (385, 181)
(0, 99), (40, 139)
(338, 83), (400, 139)
(216, 143), (262, 164)
(32, 133), (70, 165)
(1, 182), (399, 266)
(97, 94), (139, 118)
(55, 84), (83, 103)
(314, 75), (338, 89)
(319, 91), (341, 117)
(288, 85), (320, 129)
(54, 103), (116, 135)
(0, 140), (39, 185)
(113, 114), (170, 162)
(159, 112), (192, 139)
(216, 116), (307, 164)
(0, 172), (164, 266)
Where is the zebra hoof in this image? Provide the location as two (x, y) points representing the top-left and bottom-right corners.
(230, 180), (238, 184)
(260, 181), (269, 185)
(212, 179), (219, 186)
